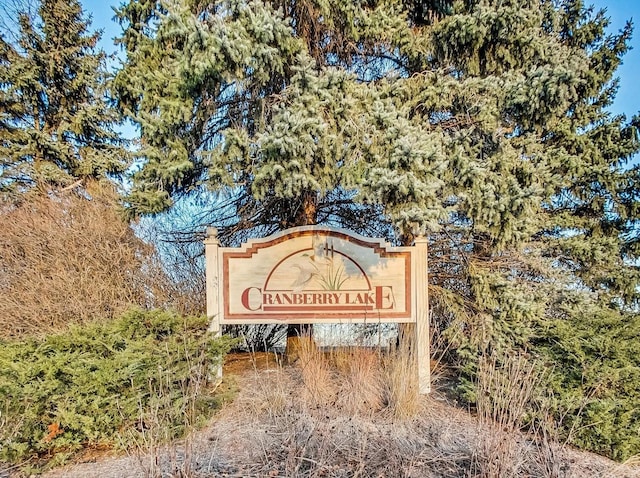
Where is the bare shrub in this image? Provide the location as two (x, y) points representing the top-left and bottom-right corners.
(129, 208), (207, 317)
(227, 323), (287, 352)
(471, 354), (539, 478)
(121, 340), (213, 478)
(0, 186), (170, 337)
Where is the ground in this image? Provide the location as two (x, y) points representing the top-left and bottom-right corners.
(32, 352), (640, 478)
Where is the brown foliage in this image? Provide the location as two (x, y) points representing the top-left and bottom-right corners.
(0, 185), (169, 338)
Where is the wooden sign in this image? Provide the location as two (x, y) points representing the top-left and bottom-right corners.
(205, 226), (430, 393)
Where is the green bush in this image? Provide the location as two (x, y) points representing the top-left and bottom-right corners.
(445, 292), (640, 462)
(536, 308), (640, 461)
(0, 309), (234, 466)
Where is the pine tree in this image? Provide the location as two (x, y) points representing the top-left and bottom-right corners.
(114, 0), (640, 458)
(0, 0), (129, 197)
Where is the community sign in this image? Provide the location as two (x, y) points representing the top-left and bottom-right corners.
(205, 225), (430, 392)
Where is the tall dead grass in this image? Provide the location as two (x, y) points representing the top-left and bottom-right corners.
(471, 354), (551, 478)
(294, 331), (419, 418)
(205, 346), (635, 478)
(384, 325), (422, 418)
(0, 186), (170, 338)
(296, 335), (338, 408)
(334, 346), (385, 415)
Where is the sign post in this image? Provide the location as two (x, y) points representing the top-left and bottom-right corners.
(205, 227), (222, 381)
(205, 227), (221, 334)
(205, 226), (430, 393)
(414, 235), (430, 394)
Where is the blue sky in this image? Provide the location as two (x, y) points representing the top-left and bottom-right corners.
(80, 0), (639, 121)
(591, 0), (640, 120)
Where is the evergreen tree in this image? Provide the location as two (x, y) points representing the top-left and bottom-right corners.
(114, 0), (640, 458)
(0, 0), (129, 197)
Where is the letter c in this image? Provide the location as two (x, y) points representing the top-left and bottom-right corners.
(241, 287), (262, 311)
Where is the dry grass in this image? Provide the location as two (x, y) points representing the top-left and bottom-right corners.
(293, 330), (419, 418)
(333, 346), (385, 415)
(202, 339), (470, 477)
(470, 354), (540, 478)
(296, 335), (337, 408)
(202, 348), (640, 478)
(0, 186), (173, 338)
(600, 455), (640, 478)
(383, 325), (421, 419)
(211, 370), (459, 477)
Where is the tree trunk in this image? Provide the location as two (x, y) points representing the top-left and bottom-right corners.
(397, 231), (415, 349)
(285, 323), (314, 363)
(285, 190), (318, 360)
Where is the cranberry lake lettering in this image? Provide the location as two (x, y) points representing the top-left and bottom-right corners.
(240, 285), (396, 312)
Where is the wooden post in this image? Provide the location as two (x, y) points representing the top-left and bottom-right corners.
(204, 227), (222, 382)
(414, 235), (430, 394)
